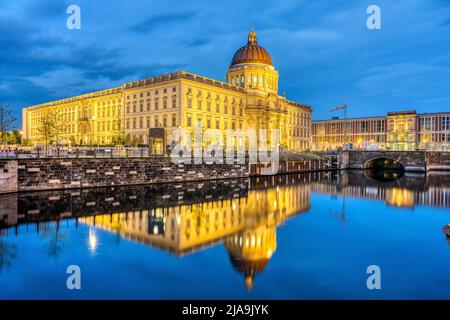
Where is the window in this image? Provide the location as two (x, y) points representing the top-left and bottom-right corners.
(197, 99), (202, 110)
(360, 121), (369, 133)
(172, 114), (176, 127)
(442, 116), (450, 131)
(216, 102), (220, 113)
(374, 120), (385, 133)
(172, 97), (177, 108)
(421, 117), (434, 131)
(187, 116), (192, 127)
(331, 123), (339, 134)
(155, 98), (159, 110)
(187, 99), (192, 108)
(343, 122), (352, 133)
(154, 116), (159, 127)
(163, 98), (167, 109)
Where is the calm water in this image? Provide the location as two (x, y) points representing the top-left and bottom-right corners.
(0, 170), (449, 300)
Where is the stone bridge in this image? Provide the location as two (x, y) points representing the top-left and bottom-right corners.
(339, 150), (450, 172)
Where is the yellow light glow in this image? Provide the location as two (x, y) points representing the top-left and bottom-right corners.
(88, 228), (98, 253)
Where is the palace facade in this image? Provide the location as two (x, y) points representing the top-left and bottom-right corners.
(22, 28), (312, 153)
(312, 110), (450, 151)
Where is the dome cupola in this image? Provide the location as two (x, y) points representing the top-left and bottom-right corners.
(227, 27), (278, 93)
(230, 27), (273, 67)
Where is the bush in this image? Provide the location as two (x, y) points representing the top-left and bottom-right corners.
(279, 150), (325, 161)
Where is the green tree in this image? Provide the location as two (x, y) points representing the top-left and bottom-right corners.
(112, 107), (126, 145)
(0, 102), (17, 143)
(36, 109), (64, 147)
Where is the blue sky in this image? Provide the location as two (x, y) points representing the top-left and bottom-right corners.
(1, 0), (450, 127)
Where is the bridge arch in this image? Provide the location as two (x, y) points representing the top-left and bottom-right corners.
(364, 157), (405, 170)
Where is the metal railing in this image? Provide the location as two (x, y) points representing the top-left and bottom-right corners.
(0, 147), (156, 159)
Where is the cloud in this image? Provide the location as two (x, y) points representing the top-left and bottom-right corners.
(1, 0), (450, 127)
(129, 10), (199, 33)
(28, 0), (72, 19)
(358, 63), (450, 99)
(185, 38), (212, 47)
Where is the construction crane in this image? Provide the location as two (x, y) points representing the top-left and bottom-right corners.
(329, 99), (348, 225)
(330, 98), (349, 148)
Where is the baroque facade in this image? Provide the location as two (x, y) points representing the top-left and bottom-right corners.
(22, 29), (312, 152)
(312, 110), (450, 151)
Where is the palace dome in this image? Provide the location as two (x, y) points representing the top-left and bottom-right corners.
(228, 254), (270, 291)
(230, 28), (273, 67)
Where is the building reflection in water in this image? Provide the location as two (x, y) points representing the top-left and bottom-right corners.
(78, 181), (311, 289)
(1, 170), (449, 288)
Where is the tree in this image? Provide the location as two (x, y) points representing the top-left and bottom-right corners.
(36, 109), (64, 146)
(112, 107), (126, 145)
(4, 130), (22, 144)
(0, 102), (17, 143)
(0, 237), (17, 273)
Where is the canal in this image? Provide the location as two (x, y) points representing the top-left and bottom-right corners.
(0, 170), (449, 299)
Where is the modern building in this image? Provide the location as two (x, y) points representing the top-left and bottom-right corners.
(312, 110), (450, 151)
(22, 28), (312, 153)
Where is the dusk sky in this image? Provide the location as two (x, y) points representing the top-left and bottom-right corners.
(1, 0), (450, 127)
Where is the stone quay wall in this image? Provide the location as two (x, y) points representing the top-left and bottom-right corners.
(339, 150), (450, 172)
(0, 157), (334, 194)
(0, 160), (18, 193)
(426, 152), (450, 171)
(13, 158), (248, 193)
